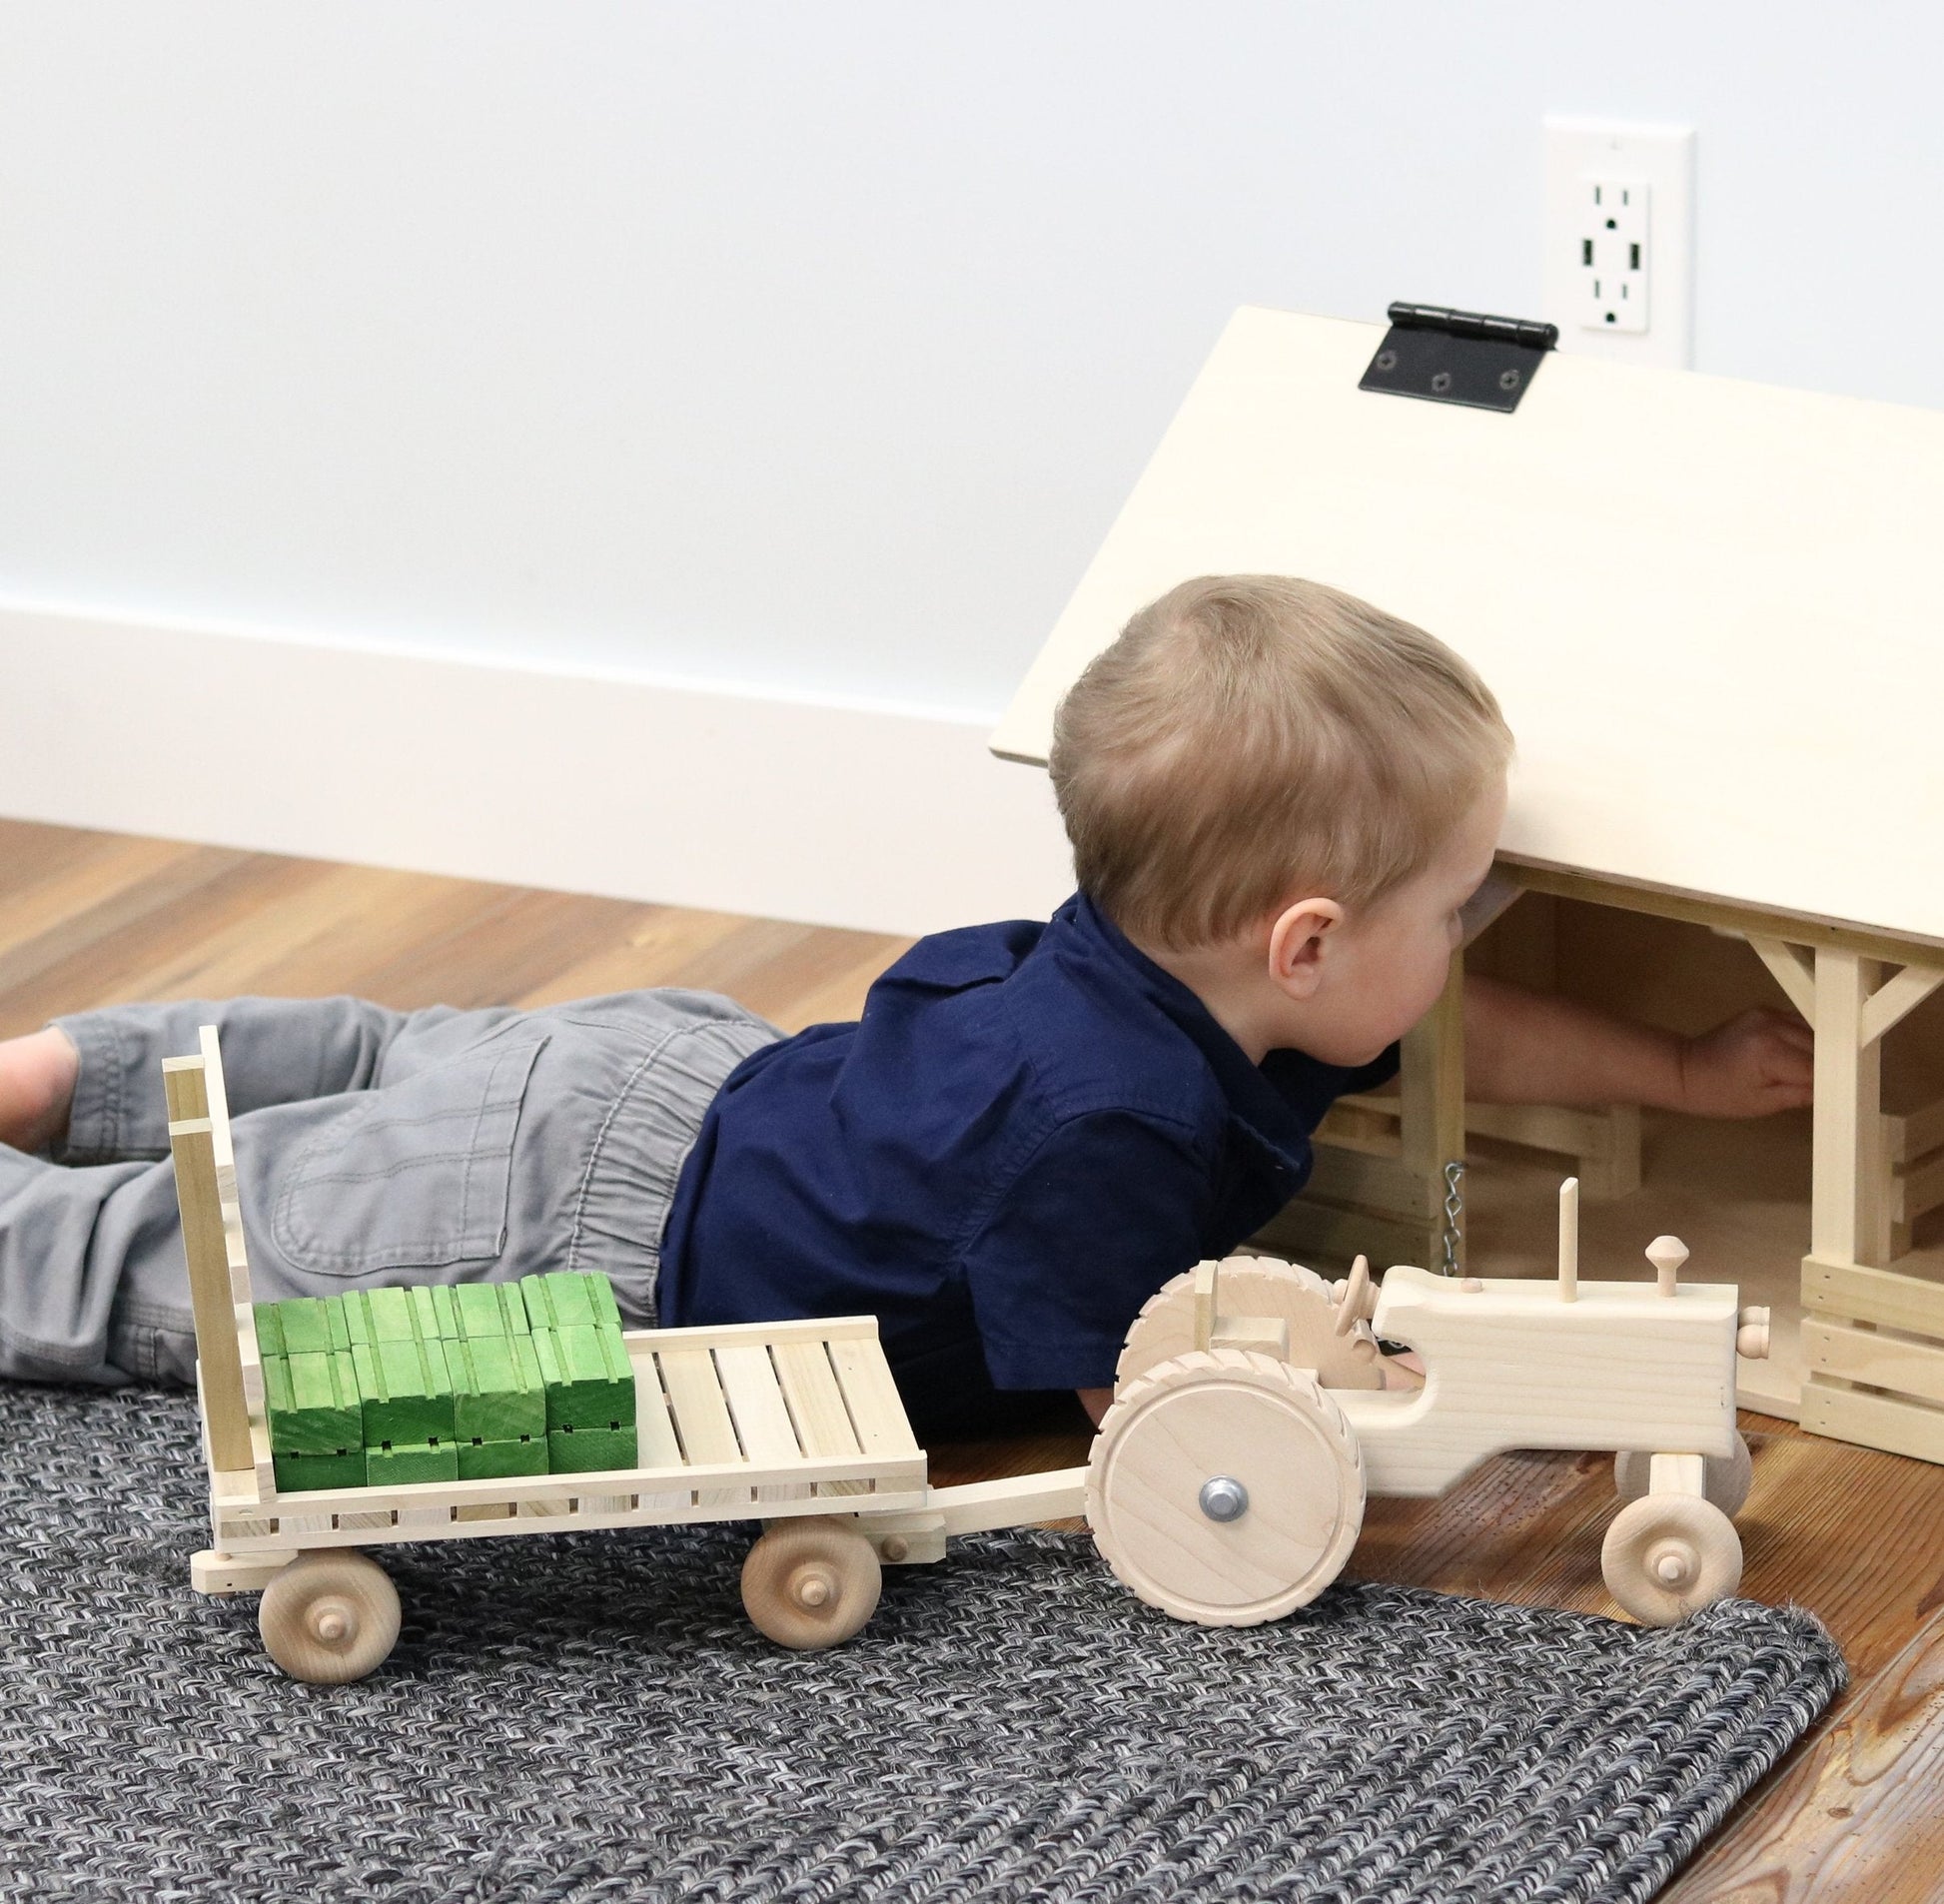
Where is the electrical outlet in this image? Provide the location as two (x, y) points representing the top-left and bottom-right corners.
(1543, 118), (1694, 370)
(1579, 178), (1648, 334)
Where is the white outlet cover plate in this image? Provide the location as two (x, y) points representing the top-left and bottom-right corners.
(1543, 117), (1694, 371)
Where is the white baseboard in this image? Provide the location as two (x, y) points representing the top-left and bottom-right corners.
(0, 604), (1076, 937)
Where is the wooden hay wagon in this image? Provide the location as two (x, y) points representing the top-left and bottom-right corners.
(167, 1026), (1084, 1680)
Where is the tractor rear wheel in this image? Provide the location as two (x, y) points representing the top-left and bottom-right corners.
(1087, 1349), (1366, 1626)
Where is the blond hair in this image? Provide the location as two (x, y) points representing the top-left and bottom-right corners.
(1048, 575), (1512, 950)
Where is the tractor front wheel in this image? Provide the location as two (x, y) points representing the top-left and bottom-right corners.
(1601, 1492), (1743, 1624)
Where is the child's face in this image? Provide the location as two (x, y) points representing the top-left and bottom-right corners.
(1274, 774), (1507, 1067)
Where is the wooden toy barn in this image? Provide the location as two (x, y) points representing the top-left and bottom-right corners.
(994, 303), (1944, 1461)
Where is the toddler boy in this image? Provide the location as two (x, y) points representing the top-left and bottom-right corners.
(0, 577), (1812, 1440)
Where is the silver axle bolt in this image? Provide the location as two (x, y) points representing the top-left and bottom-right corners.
(1199, 1475), (1249, 1522)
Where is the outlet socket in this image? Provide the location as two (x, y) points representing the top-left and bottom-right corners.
(1580, 177), (1648, 334)
(1543, 118), (1693, 370)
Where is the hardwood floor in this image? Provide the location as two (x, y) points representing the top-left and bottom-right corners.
(2, 815), (1938, 1900)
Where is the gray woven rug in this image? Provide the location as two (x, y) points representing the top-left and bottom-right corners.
(0, 1385), (1841, 1903)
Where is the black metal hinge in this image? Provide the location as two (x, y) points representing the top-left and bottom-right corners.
(1359, 302), (1558, 415)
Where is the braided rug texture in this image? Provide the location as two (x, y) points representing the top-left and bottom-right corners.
(0, 1384), (1840, 1904)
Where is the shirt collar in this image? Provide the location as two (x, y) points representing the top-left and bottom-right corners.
(1054, 891), (1317, 1175)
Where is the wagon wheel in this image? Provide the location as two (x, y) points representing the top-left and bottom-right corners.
(741, 1516), (882, 1649)
(1087, 1348), (1366, 1627)
(1115, 1257), (1385, 1393)
(1612, 1432), (1753, 1517)
(1600, 1492), (1743, 1624)
(258, 1549), (402, 1683)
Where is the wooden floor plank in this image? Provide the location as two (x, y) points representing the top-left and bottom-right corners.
(326, 886), (651, 1010)
(511, 905), (750, 1011)
(233, 878), (543, 1003)
(640, 915), (906, 1030)
(0, 823), (201, 925)
(1661, 1621), (1944, 1901)
(0, 844), (277, 1029)
(0, 814), (1930, 1888)
(0, 817), (169, 889)
(91, 862), (444, 1004)
(769, 936), (917, 1033)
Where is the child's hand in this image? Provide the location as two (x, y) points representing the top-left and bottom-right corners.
(1678, 1008), (1814, 1118)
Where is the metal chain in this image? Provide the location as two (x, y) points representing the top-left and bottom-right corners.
(1439, 1160), (1465, 1276)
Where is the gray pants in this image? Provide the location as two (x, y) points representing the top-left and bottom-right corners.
(0, 990), (780, 1388)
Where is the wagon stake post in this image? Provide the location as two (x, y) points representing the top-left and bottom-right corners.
(162, 1053), (252, 1474)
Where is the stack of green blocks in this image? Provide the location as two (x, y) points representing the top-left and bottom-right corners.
(345, 1284), (460, 1483)
(447, 1284), (548, 1481)
(257, 1297), (363, 1492)
(520, 1271), (638, 1474)
(255, 1270), (633, 1491)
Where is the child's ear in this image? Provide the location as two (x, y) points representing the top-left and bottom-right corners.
(1267, 897), (1344, 1000)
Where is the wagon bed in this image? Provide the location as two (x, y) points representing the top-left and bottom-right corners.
(194, 1314), (934, 1591)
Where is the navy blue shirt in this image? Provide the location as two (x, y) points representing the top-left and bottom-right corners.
(657, 892), (1400, 1438)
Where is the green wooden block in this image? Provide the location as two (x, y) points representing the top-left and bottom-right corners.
(458, 1435), (547, 1480)
(531, 1324), (634, 1432)
(448, 1330), (546, 1442)
(262, 1348), (361, 1455)
(272, 1297), (350, 1356)
(254, 1303), (285, 1358)
(344, 1285), (445, 1347)
(450, 1282), (528, 1342)
(366, 1439), (460, 1485)
(272, 1448), (366, 1492)
(350, 1335), (457, 1445)
(343, 1285), (407, 1344)
(546, 1423), (638, 1474)
(518, 1271), (622, 1335)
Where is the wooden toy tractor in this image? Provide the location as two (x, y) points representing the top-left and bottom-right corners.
(1087, 1178), (1770, 1628)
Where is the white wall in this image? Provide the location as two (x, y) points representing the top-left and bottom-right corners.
(1, 2), (1938, 926)
(0, 603), (1077, 938)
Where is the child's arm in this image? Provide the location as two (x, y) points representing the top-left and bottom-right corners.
(1462, 973), (1814, 1117)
